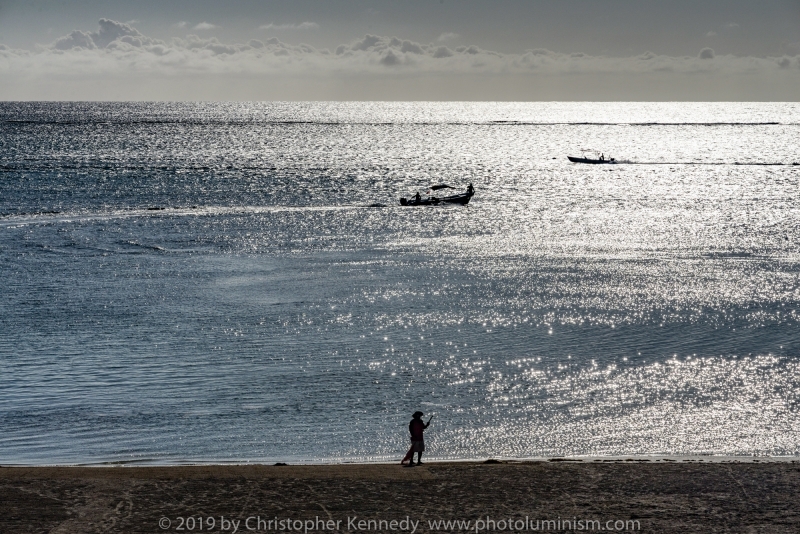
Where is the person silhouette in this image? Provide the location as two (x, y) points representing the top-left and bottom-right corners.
(402, 411), (432, 466)
(467, 183), (474, 195)
(414, 192), (421, 203)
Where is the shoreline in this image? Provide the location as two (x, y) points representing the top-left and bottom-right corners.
(2, 461), (799, 533)
(2, 454), (799, 468)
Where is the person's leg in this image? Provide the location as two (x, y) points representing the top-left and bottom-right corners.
(416, 451), (423, 465)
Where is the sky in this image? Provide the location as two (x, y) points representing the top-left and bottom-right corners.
(0, 0), (798, 100)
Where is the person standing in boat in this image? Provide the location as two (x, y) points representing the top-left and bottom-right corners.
(467, 183), (474, 195)
(600, 153), (605, 161)
(414, 192), (421, 203)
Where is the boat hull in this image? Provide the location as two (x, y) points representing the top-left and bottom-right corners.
(439, 192), (473, 205)
(567, 156), (616, 164)
(400, 197), (439, 206)
(399, 192), (473, 206)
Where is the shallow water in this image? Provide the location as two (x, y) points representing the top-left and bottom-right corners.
(1, 102), (799, 464)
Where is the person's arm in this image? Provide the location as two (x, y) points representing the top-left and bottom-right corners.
(425, 416), (433, 428)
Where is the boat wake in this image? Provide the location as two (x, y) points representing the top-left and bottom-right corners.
(0, 204), (391, 228)
(622, 161), (799, 166)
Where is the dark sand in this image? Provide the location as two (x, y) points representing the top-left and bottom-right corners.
(2, 460), (799, 533)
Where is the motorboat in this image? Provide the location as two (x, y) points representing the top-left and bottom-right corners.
(400, 196), (441, 206)
(438, 191), (473, 205)
(567, 156), (616, 164)
(400, 183), (474, 206)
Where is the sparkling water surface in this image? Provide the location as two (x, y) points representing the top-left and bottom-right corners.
(1, 102), (799, 464)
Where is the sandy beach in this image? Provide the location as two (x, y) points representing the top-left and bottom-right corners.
(2, 460), (799, 533)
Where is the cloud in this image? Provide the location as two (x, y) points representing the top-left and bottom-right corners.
(52, 30), (97, 51)
(173, 21), (188, 29)
(699, 48), (715, 59)
(19, 21), (799, 76)
(193, 22), (216, 30)
(458, 45), (485, 55)
(259, 22), (319, 31)
(401, 40), (424, 54)
(725, 22), (740, 30)
(705, 31), (717, 38)
(2, 20), (799, 100)
(380, 50), (401, 66)
(432, 46), (454, 58)
(51, 18), (158, 50)
(437, 33), (459, 42)
(348, 34), (383, 52)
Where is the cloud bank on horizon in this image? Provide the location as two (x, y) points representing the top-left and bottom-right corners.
(1, 19), (798, 100)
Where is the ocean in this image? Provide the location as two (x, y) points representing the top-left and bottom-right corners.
(1, 101), (799, 465)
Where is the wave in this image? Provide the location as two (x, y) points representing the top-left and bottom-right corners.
(621, 161), (799, 166)
(3, 119), (793, 126)
(121, 240), (166, 252)
(0, 163), (274, 173)
(2, 119), (326, 126)
(493, 121), (786, 126)
(0, 204), (379, 227)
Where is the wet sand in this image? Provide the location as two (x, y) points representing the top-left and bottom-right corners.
(2, 460), (799, 533)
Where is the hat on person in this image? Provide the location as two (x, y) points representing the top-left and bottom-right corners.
(413, 411), (424, 418)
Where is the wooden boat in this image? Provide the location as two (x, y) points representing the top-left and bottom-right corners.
(438, 191), (473, 205)
(400, 196), (440, 206)
(400, 184), (474, 206)
(567, 156), (616, 164)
